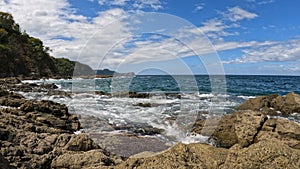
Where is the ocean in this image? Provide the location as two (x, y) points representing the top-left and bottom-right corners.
(21, 75), (300, 146)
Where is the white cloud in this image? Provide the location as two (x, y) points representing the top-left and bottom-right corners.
(223, 6), (258, 22)
(97, 0), (163, 10)
(0, 0), (133, 69)
(194, 3), (205, 12)
(246, 0), (276, 5)
(224, 39), (300, 63)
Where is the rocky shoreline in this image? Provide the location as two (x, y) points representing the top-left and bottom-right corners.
(0, 78), (300, 168)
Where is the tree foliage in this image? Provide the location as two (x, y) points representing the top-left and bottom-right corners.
(0, 11), (93, 79)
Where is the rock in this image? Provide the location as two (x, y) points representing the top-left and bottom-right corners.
(47, 90), (71, 98)
(64, 134), (100, 151)
(234, 110), (267, 147)
(271, 92), (300, 116)
(133, 102), (152, 107)
(193, 114), (238, 148)
(41, 83), (58, 90)
(237, 92), (300, 116)
(256, 117), (300, 149)
(116, 143), (228, 169)
(0, 78), (21, 85)
(0, 154), (16, 169)
(89, 133), (169, 158)
(51, 150), (116, 169)
(193, 110), (267, 148)
(236, 94), (279, 115)
(0, 89), (120, 168)
(221, 140), (300, 169)
(117, 140), (300, 169)
(193, 109), (300, 150)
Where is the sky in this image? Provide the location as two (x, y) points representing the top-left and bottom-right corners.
(0, 0), (300, 75)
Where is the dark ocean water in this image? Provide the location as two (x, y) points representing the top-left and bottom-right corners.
(68, 75), (300, 96)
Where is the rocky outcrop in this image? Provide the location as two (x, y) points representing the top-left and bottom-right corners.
(256, 117), (300, 149)
(192, 110), (300, 149)
(237, 92), (300, 116)
(221, 140), (300, 169)
(0, 89), (120, 168)
(1, 79), (300, 168)
(117, 140), (300, 169)
(116, 143), (229, 169)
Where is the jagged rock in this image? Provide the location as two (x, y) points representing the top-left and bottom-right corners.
(193, 114), (238, 148)
(117, 140), (300, 169)
(51, 150), (116, 169)
(221, 140), (300, 169)
(256, 117), (300, 149)
(237, 92), (300, 116)
(193, 109), (300, 150)
(116, 143), (228, 169)
(0, 89), (120, 168)
(64, 134), (100, 151)
(234, 110), (268, 147)
(193, 110), (267, 148)
(271, 92), (300, 116)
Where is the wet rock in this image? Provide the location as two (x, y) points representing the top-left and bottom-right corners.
(90, 133), (169, 158)
(133, 102), (152, 107)
(112, 123), (164, 136)
(47, 90), (71, 98)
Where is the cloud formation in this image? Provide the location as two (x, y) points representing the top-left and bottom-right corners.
(224, 6), (258, 22)
(224, 38), (300, 63)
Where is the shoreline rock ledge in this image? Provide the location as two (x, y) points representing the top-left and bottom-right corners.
(0, 88), (122, 169)
(1, 86), (300, 168)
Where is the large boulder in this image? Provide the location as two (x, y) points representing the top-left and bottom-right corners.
(193, 109), (300, 149)
(193, 110), (267, 148)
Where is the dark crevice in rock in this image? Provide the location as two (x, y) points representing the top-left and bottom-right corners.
(251, 115), (269, 146)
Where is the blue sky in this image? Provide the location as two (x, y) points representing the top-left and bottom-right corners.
(0, 0), (300, 75)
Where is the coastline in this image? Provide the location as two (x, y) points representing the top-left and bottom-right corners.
(0, 77), (300, 168)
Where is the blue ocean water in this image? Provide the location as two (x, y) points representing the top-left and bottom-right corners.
(22, 75), (300, 144)
(55, 75), (300, 96)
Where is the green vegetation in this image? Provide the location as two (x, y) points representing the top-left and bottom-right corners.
(0, 11), (93, 79)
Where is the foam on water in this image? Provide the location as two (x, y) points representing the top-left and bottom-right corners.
(19, 75), (300, 144)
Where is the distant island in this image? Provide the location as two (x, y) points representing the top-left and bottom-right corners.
(95, 69), (135, 78)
